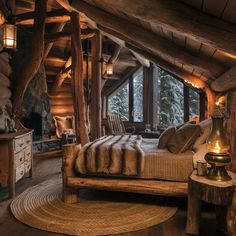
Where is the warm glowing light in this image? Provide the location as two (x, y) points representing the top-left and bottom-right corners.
(184, 80), (198, 88)
(106, 63), (113, 76)
(222, 52), (236, 60)
(213, 141), (221, 154)
(3, 23), (17, 49)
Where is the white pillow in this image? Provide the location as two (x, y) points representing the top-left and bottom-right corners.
(193, 125), (211, 150)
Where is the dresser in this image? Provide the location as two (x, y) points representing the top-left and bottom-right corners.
(0, 129), (33, 198)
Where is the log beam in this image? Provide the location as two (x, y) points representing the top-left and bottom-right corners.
(71, 12), (90, 145)
(71, 0), (225, 78)
(82, 0), (236, 56)
(45, 28), (95, 42)
(126, 43), (206, 90)
(130, 50), (150, 68)
(44, 22), (66, 59)
(90, 31), (102, 140)
(211, 66), (236, 92)
(50, 57), (71, 96)
(16, 9), (70, 25)
(227, 92), (236, 172)
(13, 0), (47, 117)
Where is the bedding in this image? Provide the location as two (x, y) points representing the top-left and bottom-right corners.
(75, 135), (194, 182)
(76, 135), (145, 176)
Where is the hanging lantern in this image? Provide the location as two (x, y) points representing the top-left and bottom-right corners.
(204, 110), (231, 181)
(106, 63), (113, 76)
(3, 23), (17, 49)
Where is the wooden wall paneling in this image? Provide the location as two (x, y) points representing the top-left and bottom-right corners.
(90, 30), (102, 140)
(199, 44), (216, 58)
(227, 92), (236, 172)
(71, 12), (89, 145)
(186, 37), (201, 54)
(73, 1), (225, 79)
(161, 28), (173, 41)
(79, 0), (236, 55)
(222, 0), (236, 24)
(183, 64), (194, 74)
(203, 0), (228, 17)
(172, 32), (186, 47)
(13, 0), (47, 117)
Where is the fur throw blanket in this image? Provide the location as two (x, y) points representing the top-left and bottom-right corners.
(75, 135), (145, 176)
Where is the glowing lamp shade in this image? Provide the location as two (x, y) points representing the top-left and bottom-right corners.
(106, 63), (113, 76)
(3, 24), (17, 49)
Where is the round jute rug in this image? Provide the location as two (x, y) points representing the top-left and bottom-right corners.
(11, 177), (177, 236)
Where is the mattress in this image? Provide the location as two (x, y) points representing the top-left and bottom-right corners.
(139, 139), (193, 182)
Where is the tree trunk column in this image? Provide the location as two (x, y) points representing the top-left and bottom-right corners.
(90, 30), (102, 140)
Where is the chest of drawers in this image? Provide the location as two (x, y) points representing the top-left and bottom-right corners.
(0, 129), (33, 198)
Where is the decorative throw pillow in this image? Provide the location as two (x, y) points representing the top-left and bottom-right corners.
(158, 126), (176, 149)
(167, 123), (201, 153)
(193, 125), (211, 150)
(53, 116), (75, 138)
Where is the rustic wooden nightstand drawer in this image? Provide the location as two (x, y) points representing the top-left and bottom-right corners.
(15, 150), (24, 167)
(15, 163), (25, 183)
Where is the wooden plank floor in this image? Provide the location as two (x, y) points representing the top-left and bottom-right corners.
(0, 154), (222, 236)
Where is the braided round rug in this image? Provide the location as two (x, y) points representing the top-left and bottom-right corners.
(11, 177), (177, 235)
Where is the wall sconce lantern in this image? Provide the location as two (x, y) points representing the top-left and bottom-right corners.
(204, 110), (231, 181)
(106, 63), (113, 76)
(3, 23), (17, 50)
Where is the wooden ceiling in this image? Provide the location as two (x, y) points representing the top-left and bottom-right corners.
(15, 0), (236, 94)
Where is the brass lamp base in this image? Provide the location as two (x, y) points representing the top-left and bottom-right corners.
(206, 166), (231, 181)
(205, 152), (231, 181)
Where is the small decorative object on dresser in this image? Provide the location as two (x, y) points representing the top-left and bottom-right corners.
(0, 129), (33, 198)
(185, 170), (236, 236)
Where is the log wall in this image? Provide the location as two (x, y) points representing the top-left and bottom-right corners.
(48, 78), (74, 117)
(0, 26), (13, 133)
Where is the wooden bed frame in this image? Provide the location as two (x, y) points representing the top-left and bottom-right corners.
(62, 144), (188, 203)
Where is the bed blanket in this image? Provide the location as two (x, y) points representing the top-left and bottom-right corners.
(76, 135), (145, 176)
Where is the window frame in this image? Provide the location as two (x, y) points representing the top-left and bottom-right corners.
(105, 64), (205, 125)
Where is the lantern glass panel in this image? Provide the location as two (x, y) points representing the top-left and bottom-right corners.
(206, 117), (230, 154)
(3, 24), (17, 49)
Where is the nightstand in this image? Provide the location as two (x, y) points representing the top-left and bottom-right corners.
(185, 170), (236, 235)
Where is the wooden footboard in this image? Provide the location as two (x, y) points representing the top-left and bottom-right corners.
(62, 143), (188, 203)
(67, 177), (188, 197)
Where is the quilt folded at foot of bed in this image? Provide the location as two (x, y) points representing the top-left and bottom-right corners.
(75, 135), (145, 176)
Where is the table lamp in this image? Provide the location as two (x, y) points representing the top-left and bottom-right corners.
(204, 110), (231, 181)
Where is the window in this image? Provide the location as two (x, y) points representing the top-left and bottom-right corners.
(154, 66), (184, 128)
(107, 67), (144, 122)
(108, 81), (129, 121)
(189, 88), (200, 120)
(133, 68), (143, 122)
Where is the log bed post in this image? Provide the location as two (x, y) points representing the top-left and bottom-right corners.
(227, 92), (236, 172)
(71, 12), (90, 145)
(13, 0), (47, 117)
(62, 144), (81, 203)
(90, 30), (102, 140)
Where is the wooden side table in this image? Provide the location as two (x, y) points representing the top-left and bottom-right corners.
(185, 170), (236, 235)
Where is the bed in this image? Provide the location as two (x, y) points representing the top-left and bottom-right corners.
(62, 135), (195, 203)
